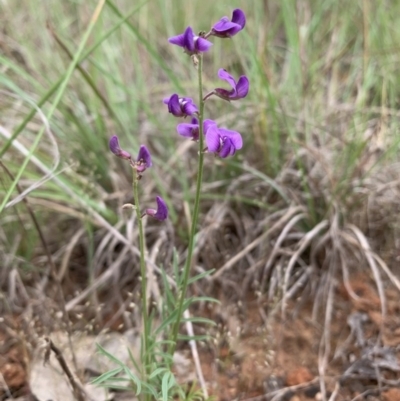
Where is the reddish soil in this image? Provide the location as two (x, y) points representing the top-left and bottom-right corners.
(1, 272), (399, 401)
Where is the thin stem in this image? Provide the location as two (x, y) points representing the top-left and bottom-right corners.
(169, 54), (205, 356)
(132, 177), (150, 387)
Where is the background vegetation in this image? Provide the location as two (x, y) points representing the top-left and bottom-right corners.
(1, 0), (400, 392)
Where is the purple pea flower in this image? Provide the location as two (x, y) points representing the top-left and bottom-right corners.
(210, 9), (246, 38)
(205, 69), (249, 102)
(164, 94), (198, 118)
(177, 117), (199, 140)
(145, 196), (168, 221)
(204, 119), (243, 158)
(169, 26), (213, 55)
(134, 145), (152, 173)
(109, 136), (152, 173)
(109, 135), (131, 160)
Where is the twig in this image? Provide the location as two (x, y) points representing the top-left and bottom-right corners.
(183, 309), (208, 399)
(44, 337), (86, 401)
(328, 381), (340, 401)
(318, 260), (336, 401)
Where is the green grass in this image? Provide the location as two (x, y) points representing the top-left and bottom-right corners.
(1, 0), (400, 299)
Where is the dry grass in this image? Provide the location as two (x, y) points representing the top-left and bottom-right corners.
(2, 0), (400, 399)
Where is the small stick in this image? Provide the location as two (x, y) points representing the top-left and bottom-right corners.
(44, 337), (86, 401)
(183, 309), (208, 398)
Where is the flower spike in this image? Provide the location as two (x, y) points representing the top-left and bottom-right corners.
(210, 9), (246, 38)
(169, 26), (212, 55)
(145, 196), (168, 221)
(109, 135), (131, 160)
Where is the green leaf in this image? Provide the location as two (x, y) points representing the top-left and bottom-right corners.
(187, 269), (215, 285)
(123, 366), (142, 395)
(161, 371), (176, 401)
(177, 334), (210, 341)
(181, 316), (216, 325)
(96, 343), (124, 366)
(127, 347), (141, 373)
(154, 308), (179, 336)
(149, 367), (167, 380)
(185, 296), (220, 305)
(91, 367), (123, 384)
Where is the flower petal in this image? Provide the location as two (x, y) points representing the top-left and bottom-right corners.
(183, 26), (195, 52)
(213, 17), (236, 33)
(219, 138), (234, 158)
(182, 100), (198, 116)
(196, 37), (213, 52)
(219, 128), (243, 149)
(235, 76), (249, 98)
(218, 69), (237, 90)
(109, 135), (120, 155)
(177, 122), (199, 139)
(205, 124), (221, 152)
(168, 33), (185, 47)
(109, 135), (131, 159)
(145, 196), (168, 221)
(163, 95), (172, 104)
(137, 145), (152, 168)
(211, 9), (246, 37)
(167, 94), (183, 116)
(203, 119), (217, 135)
(232, 9), (246, 29)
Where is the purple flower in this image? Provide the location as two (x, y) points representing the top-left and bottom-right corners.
(204, 119), (243, 158)
(213, 69), (249, 101)
(177, 117), (199, 140)
(211, 9), (246, 38)
(169, 26), (212, 55)
(109, 136), (152, 173)
(109, 135), (131, 160)
(164, 94), (198, 117)
(133, 145), (152, 173)
(145, 196), (168, 221)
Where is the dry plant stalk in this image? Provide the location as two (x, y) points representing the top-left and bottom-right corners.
(43, 337), (87, 401)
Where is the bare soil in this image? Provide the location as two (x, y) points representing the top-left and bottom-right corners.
(1, 272), (400, 401)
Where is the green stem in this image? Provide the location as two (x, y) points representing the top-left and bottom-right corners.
(132, 177), (150, 388)
(169, 55), (205, 356)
